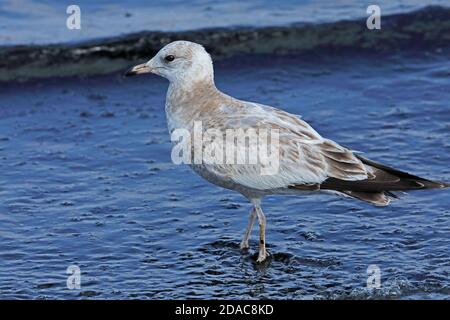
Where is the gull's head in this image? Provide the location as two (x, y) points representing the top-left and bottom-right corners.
(125, 41), (214, 84)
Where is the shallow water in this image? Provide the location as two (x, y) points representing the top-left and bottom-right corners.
(1, 0), (448, 45)
(0, 52), (449, 299)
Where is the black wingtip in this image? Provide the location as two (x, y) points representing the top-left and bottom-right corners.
(124, 67), (137, 77)
(440, 181), (450, 188)
(421, 179), (450, 189)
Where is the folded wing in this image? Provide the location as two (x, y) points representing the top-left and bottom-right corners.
(195, 102), (372, 191)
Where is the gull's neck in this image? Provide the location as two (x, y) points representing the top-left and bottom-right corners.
(165, 74), (222, 130)
(168, 74), (216, 98)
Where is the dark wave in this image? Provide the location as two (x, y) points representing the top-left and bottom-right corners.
(0, 5), (449, 82)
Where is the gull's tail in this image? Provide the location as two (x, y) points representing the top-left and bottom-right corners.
(320, 155), (449, 206)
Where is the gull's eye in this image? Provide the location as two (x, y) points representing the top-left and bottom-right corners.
(164, 55), (175, 62)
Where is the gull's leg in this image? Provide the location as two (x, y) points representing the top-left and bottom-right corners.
(254, 201), (269, 263)
(240, 207), (256, 250)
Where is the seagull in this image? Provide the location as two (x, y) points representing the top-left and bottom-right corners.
(125, 40), (448, 263)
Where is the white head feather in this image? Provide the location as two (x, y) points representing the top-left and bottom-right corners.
(146, 41), (214, 86)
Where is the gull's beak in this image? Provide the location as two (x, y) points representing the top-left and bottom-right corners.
(124, 63), (153, 77)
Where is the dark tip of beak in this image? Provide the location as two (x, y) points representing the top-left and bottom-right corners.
(124, 67), (137, 77)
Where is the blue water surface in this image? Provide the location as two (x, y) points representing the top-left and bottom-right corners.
(0, 51), (449, 299)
